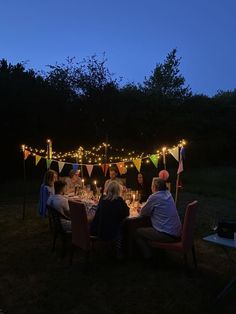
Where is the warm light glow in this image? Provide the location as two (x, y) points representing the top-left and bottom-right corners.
(22, 140), (186, 166)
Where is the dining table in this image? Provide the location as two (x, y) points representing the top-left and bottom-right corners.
(65, 193), (151, 257)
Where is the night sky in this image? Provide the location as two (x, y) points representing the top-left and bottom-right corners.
(1, 0), (235, 95)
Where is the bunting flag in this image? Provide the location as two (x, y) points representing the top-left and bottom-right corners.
(133, 159), (142, 172)
(180, 147), (185, 159)
(150, 154), (158, 168)
(58, 161), (65, 173)
(35, 155), (41, 166)
(101, 164), (109, 176)
(177, 158), (184, 174)
(86, 164), (94, 177)
(23, 150), (30, 160)
(169, 147), (179, 162)
(46, 159), (52, 169)
(72, 163), (79, 172)
(117, 162), (127, 175)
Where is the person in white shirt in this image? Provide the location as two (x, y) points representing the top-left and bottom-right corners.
(135, 177), (182, 259)
(47, 180), (71, 231)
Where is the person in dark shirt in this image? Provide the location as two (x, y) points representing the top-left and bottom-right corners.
(91, 181), (129, 257)
(136, 173), (151, 203)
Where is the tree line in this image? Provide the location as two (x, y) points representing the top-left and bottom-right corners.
(1, 49), (236, 177)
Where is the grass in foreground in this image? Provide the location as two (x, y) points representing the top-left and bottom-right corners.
(0, 179), (236, 313)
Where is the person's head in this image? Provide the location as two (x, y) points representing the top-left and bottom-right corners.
(44, 170), (58, 187)
(151, 177), (167, 193)
(105, 181), (121, 201)
(109, 167), (118, 180)
(137, 173), (144, 184)
(54, 180), (67, 195)
(69, 169), (80, 181)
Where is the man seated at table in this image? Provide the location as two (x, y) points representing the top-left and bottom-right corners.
(47, 180), (71, 231)
(104, 167), (124, 194)
(135, 177), (182, 259)
(65, 169), (82, 194)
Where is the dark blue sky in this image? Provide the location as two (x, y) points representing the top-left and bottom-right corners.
(1, 0), (235, 95)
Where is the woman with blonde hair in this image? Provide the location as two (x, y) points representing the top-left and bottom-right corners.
(91, 181), (129, 256)
(38, 169), (58, 217)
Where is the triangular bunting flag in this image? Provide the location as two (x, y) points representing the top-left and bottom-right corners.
(24, 150), (30, 160)
(133, 159), (142, 172)
(117, 162), (126, 175)
(169, 147), (179, 162)
(180, 147), (185, 159)
(58, 161), (65, 173)
(150, 155), (158, 168)
(72, 163), (79, 172)
(177, 158), (184, 174)
(101, 164), (109, 176)
(35, 155), (41, 166)
(46, 159), (52, 169)
(86, 164), (94, 177)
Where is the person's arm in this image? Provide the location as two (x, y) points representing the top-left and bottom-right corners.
(122, 198), (130, 217)
(61, 199), (71, 219)
(140, 195), (154, 217)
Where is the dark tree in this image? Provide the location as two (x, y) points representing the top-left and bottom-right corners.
(143, 49), (192, 103)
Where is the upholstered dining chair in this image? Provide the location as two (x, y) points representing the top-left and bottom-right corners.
(69, 200), (98, 265)
(148, 200), (199, 268)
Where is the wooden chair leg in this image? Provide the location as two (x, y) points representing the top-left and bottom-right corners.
(192, 245), (197, 269)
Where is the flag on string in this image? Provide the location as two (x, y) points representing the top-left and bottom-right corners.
(133, 159), (142, 172)
(116, 162), (127, 175)
(101, 164), (109, 176)
(180, 147), (185, 159)
(35, 155), (41, 166)
(58, 161), (65, 173)
(150, 154), (158, 168)
(46, 159), (52, 169)
(177, 157), (184, 174)
(23, 150), (30, 160)
(72, 163), (79, 172)
(86, 164), (94, 177)
(169, 147), (179, 162)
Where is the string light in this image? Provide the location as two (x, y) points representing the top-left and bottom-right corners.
(21, 139), (186, 166)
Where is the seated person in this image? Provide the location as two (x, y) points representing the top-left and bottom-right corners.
(38, 169), (58, 217)
(135, 177), (182, 259)
(47, 180), (71, 231)
(136, 173), (151, 203)
(90, 181), (130, 256)
(65, 169), (82, 194)
(104, 167), (123, 194)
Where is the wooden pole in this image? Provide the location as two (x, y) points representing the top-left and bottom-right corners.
(162, 147), (167, 170)
(175, 173), (180, 205)
(175, 147), (181, 205)
(22, 145), (26, 220)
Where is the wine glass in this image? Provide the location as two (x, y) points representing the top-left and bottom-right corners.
(210, 214), (218, 232)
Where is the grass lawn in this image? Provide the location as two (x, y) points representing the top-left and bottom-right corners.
(1, 174), (236, 314)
